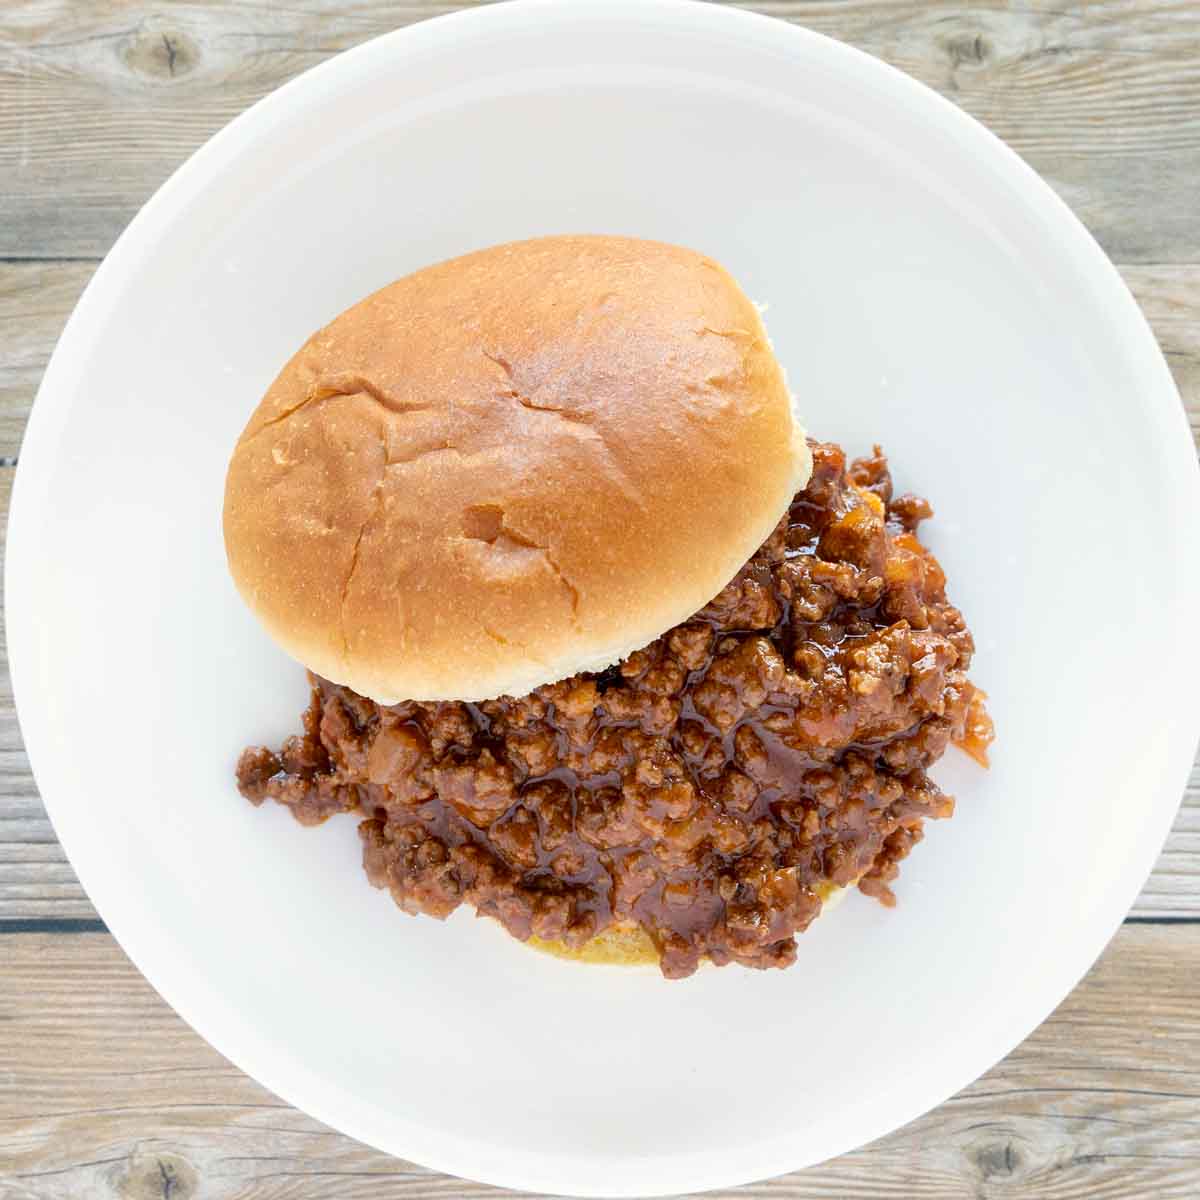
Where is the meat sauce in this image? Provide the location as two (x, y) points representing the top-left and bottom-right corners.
(238, 441), (992, 978)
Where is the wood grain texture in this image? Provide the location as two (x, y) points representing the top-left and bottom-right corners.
(0, 261), (92, 460)
(1, 925), (1196, 1198)
(1, 261), (1196, 919)
(2, 1), (1200, 261)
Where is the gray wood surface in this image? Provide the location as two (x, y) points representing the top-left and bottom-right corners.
(3, 926), (1198, 1199)
(2, 0), (1199, 262)
(2, 1), (1199, 1196)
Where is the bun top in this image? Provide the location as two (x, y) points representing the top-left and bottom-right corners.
(223, 235), (811, 703)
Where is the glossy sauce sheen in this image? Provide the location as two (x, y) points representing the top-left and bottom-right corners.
(238, 442), (992, 978)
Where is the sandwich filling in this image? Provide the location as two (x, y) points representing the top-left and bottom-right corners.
(238, 441), (992, 978)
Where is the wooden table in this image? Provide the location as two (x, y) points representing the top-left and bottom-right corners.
(2, 2), (1198, 1196)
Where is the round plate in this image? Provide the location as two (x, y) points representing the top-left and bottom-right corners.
(8, 1), (1199, 1194)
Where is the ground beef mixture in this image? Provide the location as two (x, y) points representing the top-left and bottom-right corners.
(238, 441), (993, 979)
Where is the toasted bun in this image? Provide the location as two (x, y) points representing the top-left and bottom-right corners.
(529, 885), (851, 970)
(529, 922), (660, 967)
(224, 235), (810, 703)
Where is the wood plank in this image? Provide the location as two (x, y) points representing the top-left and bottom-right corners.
(1, 924), (1196, 1198)
(1, 1), (1199, 261)
(1124, 264), (1200, 440)
(0, 0), (467, 259)
(0, 261), (93, 461)
(4, 258), (1198, 917)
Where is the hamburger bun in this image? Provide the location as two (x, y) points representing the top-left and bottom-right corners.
(224, 235), (810, 703)
(529, 882), (853, 969)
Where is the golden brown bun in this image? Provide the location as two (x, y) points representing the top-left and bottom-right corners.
(529, 885), (851, 969)
(529, 923), (660, 967)
(224, 235), (810, 703)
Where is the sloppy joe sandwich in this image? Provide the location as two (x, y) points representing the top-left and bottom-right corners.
(227, 235), (991, 979)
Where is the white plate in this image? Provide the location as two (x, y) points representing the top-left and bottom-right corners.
(8, 1), (1199, 1195)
